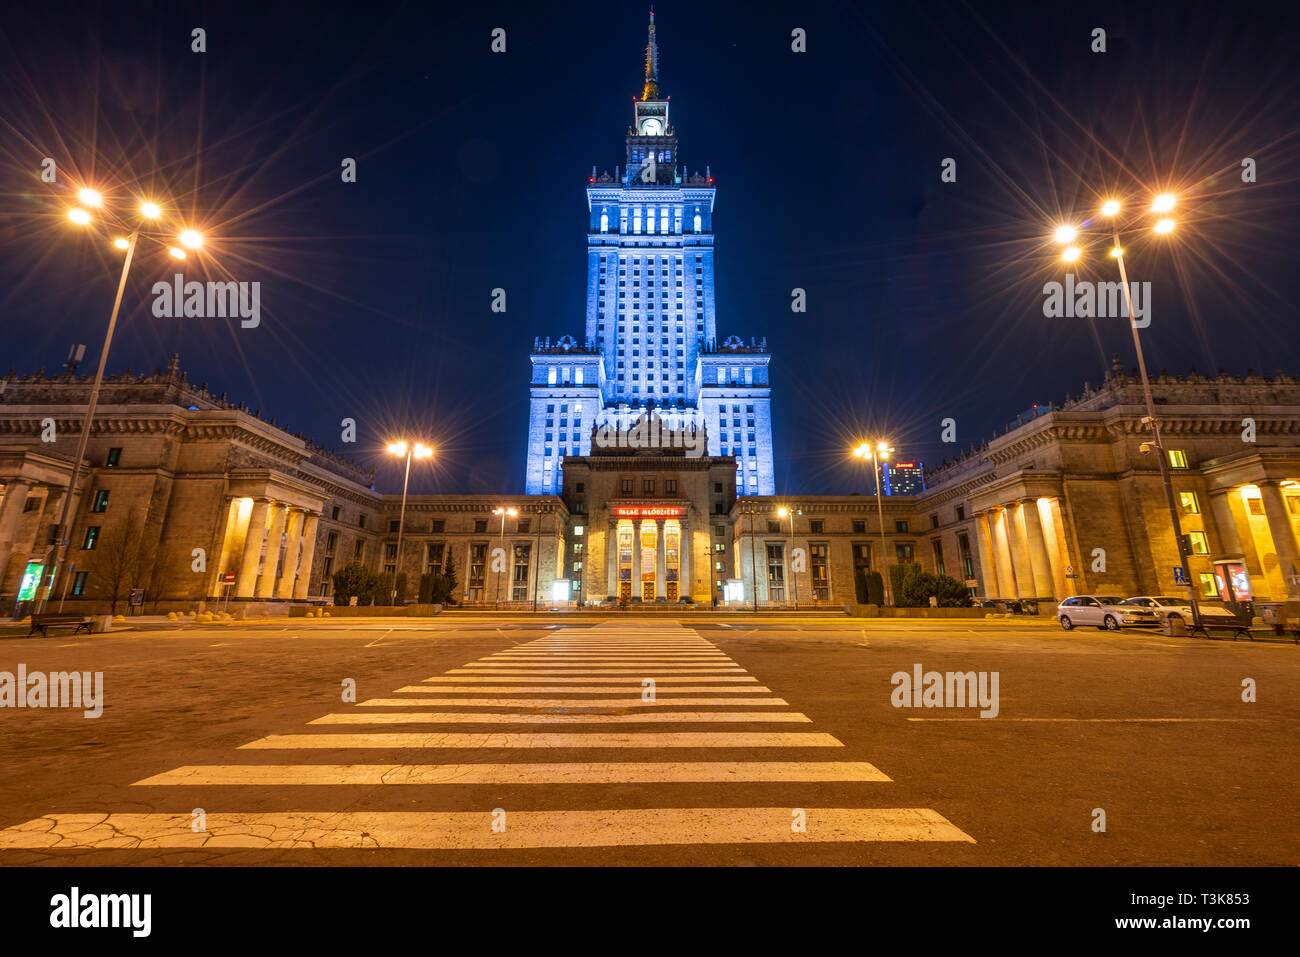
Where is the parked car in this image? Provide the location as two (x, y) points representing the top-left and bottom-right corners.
(1056, 595), (1159, 631)
(1124, 596), (1239, 624)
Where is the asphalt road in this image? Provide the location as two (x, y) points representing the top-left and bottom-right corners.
(0, 614), (1295, 865)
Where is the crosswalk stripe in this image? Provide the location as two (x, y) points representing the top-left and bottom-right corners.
(0, 808), (973, 848)
(132, 761), (892, 786)
(238, 731), (844, 749)
(421, 676), (760, 684)
(309, 712), (811, 725)
(393, 686), (774, 694)
(358, 697), (790, 707)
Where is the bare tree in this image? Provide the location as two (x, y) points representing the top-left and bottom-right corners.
(86, 512), (155, 614)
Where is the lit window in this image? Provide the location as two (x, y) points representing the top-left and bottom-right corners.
(1187, 531), (1209, 555)
(1178, 491), (1200, 514)
(1198, 572), (1219, 598)
(1168, 449), (1189, 469)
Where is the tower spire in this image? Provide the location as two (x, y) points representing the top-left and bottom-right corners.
(642, 7), (660, 100)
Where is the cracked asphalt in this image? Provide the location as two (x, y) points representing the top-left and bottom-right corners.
(0, 614), (1295, 865)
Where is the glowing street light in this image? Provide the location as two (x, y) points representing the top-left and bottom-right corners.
(1061, 246), (1081, 263)
(112, 237), (130, 250)
(168, 247), (186, 259)
(140, 201), (161, 219)
(77, 188), (103, 208)
(853, 440), (895, 606)
(179, 229), (203, 249)
(67, 208), (91, 225)
(386, 440), (435, 605)
(493, 506), (520, 609)
(1047, 187), (1200, 627)
(1053, 225), (1078, 244)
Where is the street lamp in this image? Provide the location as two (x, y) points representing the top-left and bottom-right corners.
(777, 505), (799, 609)
(385, 441), (434, 604)
(1051, 191), (1201, 630)
(853, 440), (895, 605)
(492, 506), (518, 609)
(42, 185), (205, 611)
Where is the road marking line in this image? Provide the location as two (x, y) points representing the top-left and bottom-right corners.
(238, 731), (844, 749)
(133, 761), (892, 786)
(904, 717), (1260, 723)
(396, 686), (773, 694)
(0, 808), (971, 848)
(310, 711), (811, 725)
(359, 697), (790, 707)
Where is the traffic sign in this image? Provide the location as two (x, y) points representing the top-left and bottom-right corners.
(1173, 566), (1188, 585)
(221, 572), (236, 584)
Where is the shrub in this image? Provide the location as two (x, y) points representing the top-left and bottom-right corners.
(332, 561), (375, 606)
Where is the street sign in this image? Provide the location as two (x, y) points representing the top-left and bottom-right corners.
(1173, 566), (1188, 585)
(964, 579), (978, 588)
(129, 588), (145, 607)
(221, 572), (236, 583)
(1065, 565), (1073, 574)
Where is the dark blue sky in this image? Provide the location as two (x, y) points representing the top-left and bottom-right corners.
(2, 0), (1296, 495)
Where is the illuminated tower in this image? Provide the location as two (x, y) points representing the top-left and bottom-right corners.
(526, 9), (774, 495)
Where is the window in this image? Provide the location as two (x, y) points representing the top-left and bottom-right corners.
(896, 543), (914, 561)
(956, 505), (966, 521)
(326, 532), (338, 552)
(322, 556), (334, 578)
(426, 543), (445, 576)
(91, 490), (110, 513)
(665, 479), (677, 494)
(82, 526), (100, 550)
(1187, 531), (1210, 555)
(642, 479), (655, 495)
(895, 520), (909, 533)
(715, 525), (725, 537)
(1178, 491), (1201, 514)
(389, 520), (400, 533)
(358, 515), (366, 529)
(474, 519), (488, 533)
(932, 539), (945, 576)
(1168, 449), (1189, 469)
(810, 543), (830, 600)
(517, 520), (530, 534)
(715, 542), (726, 552)
(622, 479), (634, 494)
(766, 521), (781, 534)
(512, 544), (531, 601)
(385, 544), (398, 562)
(852, 542), (872, 575)
(468, 543), (488, 599)
(574, 525), (584, 536)
(354, 541), (364, 560)
(105, 447), (122, 468)
(72, 571), (89, 596)
(766, 543), (785, 602)
(809, 520), (824, 534)
(714, 482), (723, 493)
(852, 520), (866, 534)
(431, 520), (445, 533)
(1198, 572), (1219, 598)
(958, 534), (973, 579)
(576, 483), (585, 494)
(930, 514), (940, 529)
(332, 506), (341, 520)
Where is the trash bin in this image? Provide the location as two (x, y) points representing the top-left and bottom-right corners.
(1161, 616), (1187, 637)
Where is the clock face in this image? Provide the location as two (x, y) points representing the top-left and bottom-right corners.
(641, 118), (662, 136)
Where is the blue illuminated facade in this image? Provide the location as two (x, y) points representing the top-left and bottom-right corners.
(525, 11), (775, 496)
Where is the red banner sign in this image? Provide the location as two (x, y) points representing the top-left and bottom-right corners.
(612, 506), (685, 519)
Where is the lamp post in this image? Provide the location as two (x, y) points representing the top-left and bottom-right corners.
(385, 441), (433, 605)
(1052, 193), (1201, 630)
(492, 505), (518, 609)
(777, 505), (798, 610)
(42, 188), (203, 612)
(853, 441), (894, 606)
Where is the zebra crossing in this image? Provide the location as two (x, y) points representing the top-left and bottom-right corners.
(0, 621), (974, 854)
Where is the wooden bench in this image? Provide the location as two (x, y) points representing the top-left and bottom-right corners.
(1188, 615), (1258, 641)
(27, 614), (94, 638)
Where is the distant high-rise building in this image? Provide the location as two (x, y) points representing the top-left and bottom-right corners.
(880, 460), (925, 495)
(524, 10), (775, 496)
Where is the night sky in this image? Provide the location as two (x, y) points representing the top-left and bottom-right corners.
(2, 0), (1296, 496)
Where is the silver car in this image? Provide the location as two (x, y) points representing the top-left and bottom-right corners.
(1057, 595), (1159, 631)
(1125, 596), (1239, 624)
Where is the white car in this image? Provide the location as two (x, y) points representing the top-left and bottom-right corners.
(1124, 596), (1240, 625)
(1057, 595), (1159, 631)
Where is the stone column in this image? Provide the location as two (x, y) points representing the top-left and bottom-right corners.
(1224, 490), (1265, 588)
(275, 508), (305, 598)
(973, 510), (998, 598)
(631, 522), (642, 597)
(255, 503), (288, 598)
(989, 508), (1017, 598)
(606, 521), (617, 597)
(655, 519), (667, 598)
(0, 480), (33, 595)
(235, 499), (270, 598)
(1006, 503), (1036, 598)
(1019, 499), (1057, 599)
(293, 512), (320, 600)
(1208, 489), (1244, 556)
(1258, 481), (1300, 598)
(680, 520), (691, 600)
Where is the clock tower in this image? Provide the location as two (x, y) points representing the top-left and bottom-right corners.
(627, 8), (676, 186)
